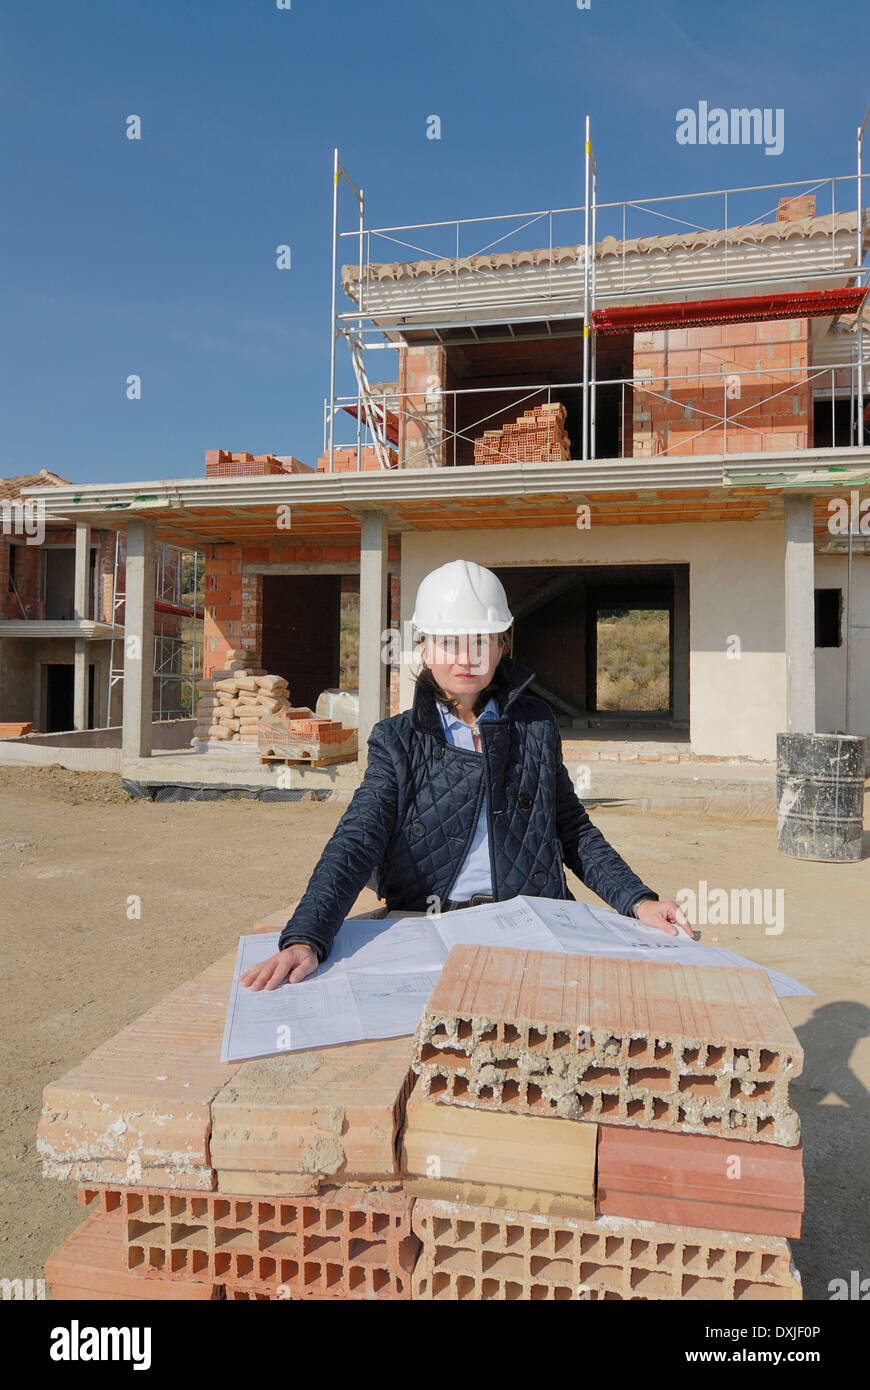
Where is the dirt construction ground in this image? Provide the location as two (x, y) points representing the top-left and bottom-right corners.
(1, 764), (868, 1301)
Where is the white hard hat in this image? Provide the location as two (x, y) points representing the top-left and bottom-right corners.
(411, 559), (513, 635)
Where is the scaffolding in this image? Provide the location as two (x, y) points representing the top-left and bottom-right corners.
(327, 151), (395, 474)
(324, 113), (870, 736)
(107, 535), (203, 726)
(326, 115), (870, 471)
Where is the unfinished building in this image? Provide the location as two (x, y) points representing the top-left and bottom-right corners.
(19, 152), (870, 792)
(0, 471), (199, 764)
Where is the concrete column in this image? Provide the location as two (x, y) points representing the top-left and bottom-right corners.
(100, 653), (111, 728)
(357, 512), (389, 768)
(73, 523), (90, 620)
(72, 524), (91, 730)
(672, 567), (690, 727)
(122, 519), (155, 760)
(73, 638), (88, 731)
(32, 650), (41, 729)
(784, 495), (816, 734)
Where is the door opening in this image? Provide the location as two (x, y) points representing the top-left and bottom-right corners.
(44, 663), (96, 732)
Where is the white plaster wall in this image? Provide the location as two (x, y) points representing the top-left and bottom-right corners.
(815, 553), (870, 738)
(399, 521), (788, 761)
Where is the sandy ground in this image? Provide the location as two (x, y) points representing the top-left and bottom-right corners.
(1, 764), (868, 1301)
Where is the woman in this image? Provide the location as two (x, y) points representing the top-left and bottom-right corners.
(242, 559), (691, 992)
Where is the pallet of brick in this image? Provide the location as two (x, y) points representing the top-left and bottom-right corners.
(473, 402), (571, 467)
(410, 1197), (801, 1301)
(500, 404), (571, 463)
(0, 721), (33, 736)
(79, 1183), (420, 1299)
(259, 706), (314, 724)
(45, 1208), (220, 1300)
(37, 948), (243, 1189)
(257, 716), (358, 763)
(596, 1125), (804, 1238)
(204, 450), (287, 477)
(211, 1035), (415, 1194)
(412, 946), (802, 1146)
(401, 1088), (597, 1219)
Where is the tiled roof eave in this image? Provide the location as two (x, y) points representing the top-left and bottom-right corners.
(341, 211), (867, 289)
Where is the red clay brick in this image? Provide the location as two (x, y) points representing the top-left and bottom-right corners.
(414, 946), (802, 1145)
(37, 950), (242, 1188)
(401, 1089), (597, 1219)
(411, 1197), (801, 1301)
(596, 1126), (804, 1238)
(79, 1183), (419, 1299)
(211, 1035), (414, 1188)
(46, 1209), (219, 1300)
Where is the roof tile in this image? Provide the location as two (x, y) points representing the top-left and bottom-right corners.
(342, 210), (868, 288)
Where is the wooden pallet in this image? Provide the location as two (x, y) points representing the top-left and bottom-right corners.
(259, 751), (357, 768)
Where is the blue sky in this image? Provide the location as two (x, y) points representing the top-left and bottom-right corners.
(2, 0), (868, 484)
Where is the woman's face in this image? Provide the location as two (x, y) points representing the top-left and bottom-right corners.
(423, 632), (503, 702)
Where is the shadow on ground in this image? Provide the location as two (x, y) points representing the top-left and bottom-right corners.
(793, 1001), (870, 1300)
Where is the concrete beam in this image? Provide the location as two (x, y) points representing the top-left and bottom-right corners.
(242, 561), (400, 578)
(122, 519), (155, 760)
(784, 495), (816, 734)
(358, 513), (389, 767)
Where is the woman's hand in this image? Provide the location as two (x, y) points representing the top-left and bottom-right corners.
(240, 943), (319, 991)
(635, 898), (695, 939)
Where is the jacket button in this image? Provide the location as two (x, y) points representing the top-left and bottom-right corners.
(410, 821), (425, 838)
(533, 870), (547, 887)
(434, 745), (444, 759)
(518, 792), (532, 809)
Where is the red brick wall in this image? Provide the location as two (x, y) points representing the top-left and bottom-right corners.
(202, 538), (400, 678)
(633, 318), (812, 457)
(203, 544), (244, 675)
(398, 345), (447, 468)
(97, 530), (118, 624)
(0, 539), (10, 619)
(240, 566), (263, 660)
(3, 542), (43, 618)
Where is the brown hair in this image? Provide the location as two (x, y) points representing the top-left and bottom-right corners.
(413, 629), (516, 717)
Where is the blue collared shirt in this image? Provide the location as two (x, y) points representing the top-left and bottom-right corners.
(436, 695), (500, 901)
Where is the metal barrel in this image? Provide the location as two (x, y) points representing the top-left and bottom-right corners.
(776, 733), (866, 862)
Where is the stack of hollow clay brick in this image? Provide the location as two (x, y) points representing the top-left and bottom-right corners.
(204, 451), (310, 478)
(256, 714), (358, 763)
(403, 945), (805, 1300)
(474, 402), (571, 466)
(39, 916), (422, 1301)
(38, 928), (805, 1301)
(193, 651), (300, 749)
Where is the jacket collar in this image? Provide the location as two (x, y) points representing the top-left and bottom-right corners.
(411, 660), (537, 737)
(437, 692), (500, 733)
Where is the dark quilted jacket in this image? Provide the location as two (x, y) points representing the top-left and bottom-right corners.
(279, 660), (658, 962)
